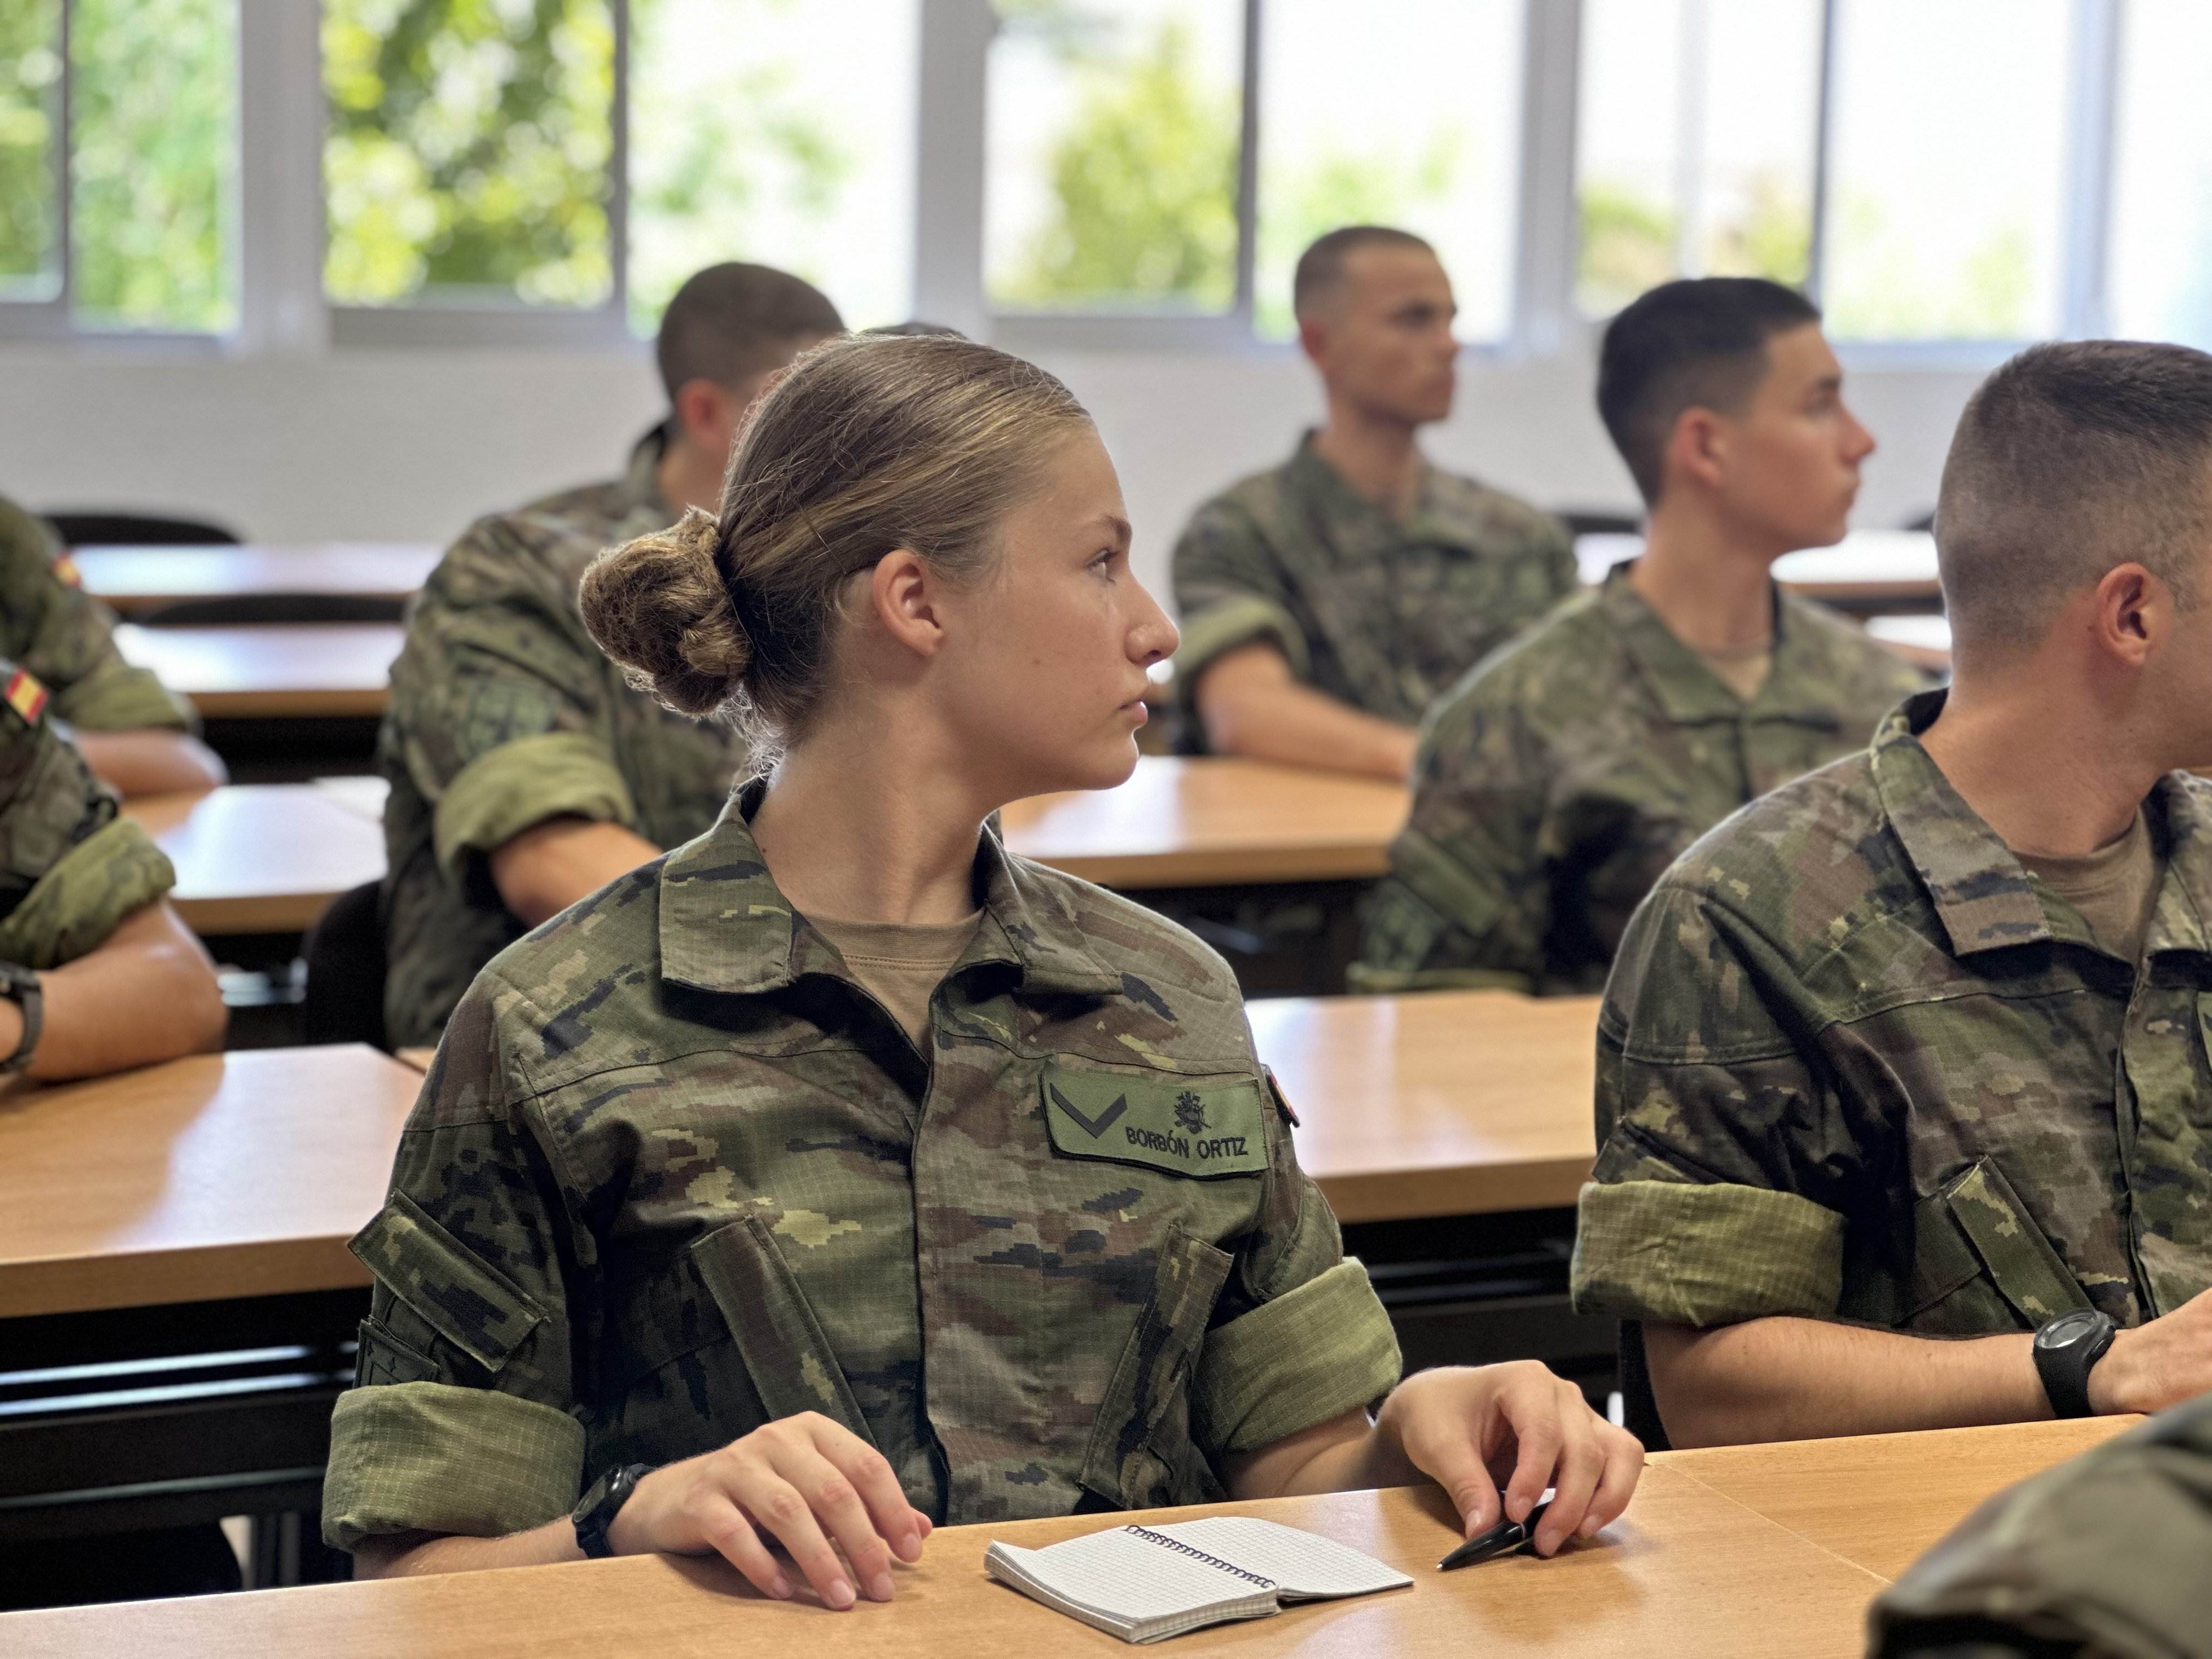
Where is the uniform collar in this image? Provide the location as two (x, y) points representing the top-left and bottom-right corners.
(1596, 563), (1843, 729)
(1870, 689), (2212, 961)
(658, 781), (1125, 999)
(1284, 429), (1486, 557)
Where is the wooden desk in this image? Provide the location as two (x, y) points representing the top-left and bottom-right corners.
(1254, 991), (1598, 1224)
(1655, 1417), (2135, 1582)
(0, 1046), (421, 1319)
(1578, 529), (1940, 610)
(74, 544), (440, 618)
(0, 1469), (1897, 1658)
(1001, 757), (1409, 889)
(125, 783), (388, 935)
(114, 622), (403, 718)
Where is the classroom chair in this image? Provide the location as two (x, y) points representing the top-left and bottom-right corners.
(137, 594), (407, 627)
(43, 511), (242, 548)
(1558, 509), (1642, 539)
(301, 881), (388, 1051)
(1617, 1321), (1671, 1452)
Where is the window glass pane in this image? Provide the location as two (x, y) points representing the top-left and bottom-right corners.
(2109, 1), (2212, 348)
(72, 0), (236, 330)
(986, 0), (1242, 314)
(0, 0), (60, 301)
(1821, 0), (2067, 341)
(324, 0), (614, 308)
(629, 0), (917, 334)
(1256, 1), (1522, 343)
(1577, 0), (1820, 317)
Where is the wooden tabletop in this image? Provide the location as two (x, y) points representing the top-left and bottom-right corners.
(1577, 529), (1940, 607)
(0, 1046), (423, 1319)
(1654, 1416), (2135, 1581)
(74, 543), (441, 618)
(1255, 990), (1598, 1223)
(1001, 757), (1409, 889)
(125, 782), (389, 935)
(114, 622), (403, 718)
(0, 1466), (1898, 1658)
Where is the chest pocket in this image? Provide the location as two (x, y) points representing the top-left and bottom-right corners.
(1079, 1225), (1235, 1510)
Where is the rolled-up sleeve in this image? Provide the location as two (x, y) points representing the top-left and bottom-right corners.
(1170, 501), (1311, 692)
(1569, 883), (1864, 1329)
(0, 712), (176, 968)
(321, 984), (590, 1550)
(0, 500), (195, 732)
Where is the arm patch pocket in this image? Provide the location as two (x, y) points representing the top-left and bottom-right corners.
(348, 1189), (547, 1376)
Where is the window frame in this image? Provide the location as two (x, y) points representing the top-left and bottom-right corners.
(0, 0), (2144, 357)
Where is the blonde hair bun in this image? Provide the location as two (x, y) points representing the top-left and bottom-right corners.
(580, 507), (751, 717)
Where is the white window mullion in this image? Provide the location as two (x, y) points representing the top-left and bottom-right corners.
(2058, 0), (2122, 340)
(233, 0), (328, 357)
(913, 0), (991, 338)
(1511, 0), (1582, 356)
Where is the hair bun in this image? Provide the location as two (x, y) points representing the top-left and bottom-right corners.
(579, 507), (751, 717)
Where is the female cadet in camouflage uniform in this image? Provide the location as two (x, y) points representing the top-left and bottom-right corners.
(324, 336), (1641, 1607)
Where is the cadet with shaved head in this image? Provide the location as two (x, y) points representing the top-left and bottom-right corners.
(1573, 340), (2212, 1447)
(1171, 227), (1576, 781)
(380, 262), (844, 1048)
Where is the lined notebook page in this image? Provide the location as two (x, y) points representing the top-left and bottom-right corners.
(1149, 1518), (1412, 1600)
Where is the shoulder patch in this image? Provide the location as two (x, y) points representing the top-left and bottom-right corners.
(4, 666), (49, 727)
(1262, 1064), (1300, 1128)
(1041, 1064), (1267, 1180)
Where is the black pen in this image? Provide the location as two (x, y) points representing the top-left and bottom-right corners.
(1436, 1500), (1552, 1571)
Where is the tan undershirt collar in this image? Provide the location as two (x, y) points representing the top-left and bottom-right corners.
(2013, 809), (2161, 966)
(806, 909), (986, 1047)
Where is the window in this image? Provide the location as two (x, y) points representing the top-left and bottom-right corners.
(985, 0), (1243, 315)
(629, 0), (918, 332)
(1820, 0), (2070, 341)
(2108, 0), (2212, 350)
(1255, 1), (1522, 342)
(1, 0), (237, 332)
(1575, 0), (1821, 316)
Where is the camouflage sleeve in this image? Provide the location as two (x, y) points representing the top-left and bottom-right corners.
(1192, 1058), (1403, 1457)
(1534, 511), (1581, 605)
(1870, 1398), (2212, 1658)
(0, 684), (176, 969)
(0, 498), (196, 732)
(321, 985), (589, 1550)
(387, 520), (636, 882)
(1169, 497), (1311, 693)
(1569, 883), (1860, 1329)
(1352, 681), (1553, 994)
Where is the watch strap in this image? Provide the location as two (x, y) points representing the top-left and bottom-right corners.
(0, 962), (41, 1075)
(2033, 1312), (2117, 1419)
(572, 1462), (653, 1559)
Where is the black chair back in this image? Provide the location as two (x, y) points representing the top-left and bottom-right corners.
(45, 512), (241, 548)
(1559, 510), (1643, 540)
(1617, 1320), (1672, 1452)
(137, 595), (406, 627)
(302, 879), (388, 1051)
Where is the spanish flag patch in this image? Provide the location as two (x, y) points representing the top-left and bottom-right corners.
(49, 554), (81, 589)
(5, 668), (49, 725)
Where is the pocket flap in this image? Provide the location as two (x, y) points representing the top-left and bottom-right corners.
(690, 1215), (876, 1446)
(348, 1189), (547, 1375)
(1942, 1158), (2093, 1327)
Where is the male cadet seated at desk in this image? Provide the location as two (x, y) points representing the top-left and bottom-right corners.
(1355, 278), (1922, 993)
(380, 262), (842, 1049)
(0, 492), (227, 798)
(1170, 225), (1577, 782)
(1572, 340), (2212, 1448)
(0, 660), (225, 1080)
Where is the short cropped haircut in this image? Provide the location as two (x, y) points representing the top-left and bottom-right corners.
(654, 263), (845, 403)
(1596, 278), (1822, 505)
(1937, 340), (2212, 662)
(1292, 225), (1437, 321)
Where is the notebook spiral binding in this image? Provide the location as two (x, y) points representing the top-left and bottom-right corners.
(1122, 1526), (1277, 1590)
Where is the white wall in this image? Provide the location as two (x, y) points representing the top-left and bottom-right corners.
(0, 342), (1983, 603)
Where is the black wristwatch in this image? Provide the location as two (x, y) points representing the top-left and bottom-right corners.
(2032, 1308), (2118, 1419)
(572, 1462), (654, 1559)
(0, 959), (43, 1075)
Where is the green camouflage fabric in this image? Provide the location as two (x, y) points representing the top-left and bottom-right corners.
(0, 659), (176, 969)
(379, 429), (749, 1049)
(1572, 689), (2212, 1340)
(1871, 1396), (2212, 1658)
(1356, 567), (1925, 994)
(0, 494), (197, 732)
(1170, 432), (1578, 729)
(323, 781), (1401, 1550)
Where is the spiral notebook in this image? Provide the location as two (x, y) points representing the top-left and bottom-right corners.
(984, 1516), (1413, 1644)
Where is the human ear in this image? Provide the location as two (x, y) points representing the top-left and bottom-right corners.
(672, 379), (735, 450)
(2093, 563), (2160, 666)
(867, 548), (947, 658)
(1668, 408), (1729, 494)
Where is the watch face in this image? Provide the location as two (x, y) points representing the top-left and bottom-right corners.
(2036, 1310), (2102, 1350)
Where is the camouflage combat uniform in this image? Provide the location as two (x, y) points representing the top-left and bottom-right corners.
(379, 431), (749, 1049)
(0, 661), (178, 969)
(1170, 433), (1578, 730)
(1572, 689), (2212, 1339)
(1871, 1395), (2212, 1658)
(1355, 568), (1924, 994)
(0, 495), (198, 734)
(323, 783), (1402, 1550)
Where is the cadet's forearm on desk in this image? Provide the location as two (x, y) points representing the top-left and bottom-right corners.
(1192, 646), (1417, 781)
(352, 1520), (581, 1580)
(1646, 1317), (2051, 1446)
(70, 728), (228, 798)
(16, 902), (225, 1080)
(490, 816), (662, 927)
